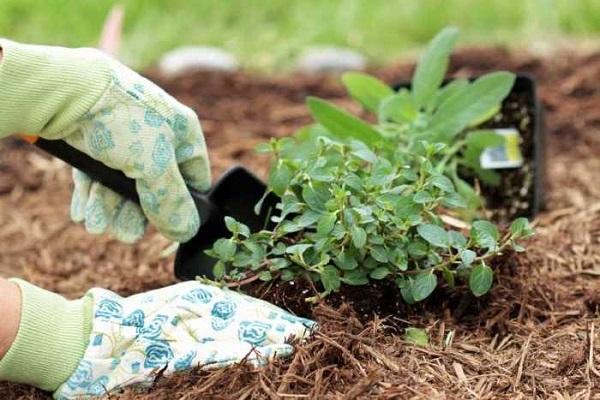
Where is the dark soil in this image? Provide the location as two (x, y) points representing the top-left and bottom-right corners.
(1, 46), (600, 399)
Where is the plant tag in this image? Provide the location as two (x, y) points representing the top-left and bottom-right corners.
(480, 128), (523, 169)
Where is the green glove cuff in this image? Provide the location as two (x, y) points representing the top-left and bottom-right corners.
(0, 279), (93, 391)
(0, 38), (112, 139)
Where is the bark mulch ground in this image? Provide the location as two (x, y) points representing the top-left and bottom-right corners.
(1, 46), (599, 399)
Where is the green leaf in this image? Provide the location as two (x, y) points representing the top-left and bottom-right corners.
(390, 248), (408, 271)
(296, 211), (321, 228)
(308, 167), (335, 182)
(510, 217), (533, 238)
(270, 258), (291, 270)
(279, 220), (303, 234)
(449, 231), (467, 249)
(224, 216), (238, 233)
(466, 130), (505, 149)
(351, 226), (367, 249)
(430, 175), (455, 193)
(412, 26), (459, 108)
(343, 270), (369, 286)
(317, 212), (337, 235)
(224, 216), (250, 237)
(370, 267), (390, 280)
(378, 90), (418, 123)
(255, 142), (272, 153)
(254, 189), (273, 216)
(320, 265), (341, 292)
(395, 196), (421, 218)
(404, 327), (429, 346)
(307, 97), (381, 145)
(302, 184), (329, 212)
(407, 240), (428, 258)
(469, 104), (501, 127)
(269, 162), (292, 197)
(244, 241), (266, 265)
(431, 78), (469, 110)
(258, 271), (273, 281)
(334, 251), (358, 271)
(286, 243), (312, 256)
(413, 190), (434, 204)
(371, 246), (389, 263)
(460, 249), (476, 266)
(443, 193), (467, 209)
(341, 72), (394, 113)
(429, 72), (516, 139)
(272, 242), (287, 255)
(412, 271), (438, 302)
(451, 173), (482, 212)
(471, 220), (500, 251)
(400, 286), (416, 304)
(214, 238), (237, 260)
(417, 224), (449, 248)
(231, 252), (256, 268)
(350, 141), (378, 163)
(213, 260), (226, 279)
(469, 263), (494, 296)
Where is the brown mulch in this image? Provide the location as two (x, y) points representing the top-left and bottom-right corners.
(1, 46), (600, 399)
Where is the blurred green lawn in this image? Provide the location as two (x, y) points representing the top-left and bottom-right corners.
(0, 0), (599, 70)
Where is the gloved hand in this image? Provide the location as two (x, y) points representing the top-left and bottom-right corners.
(0, 280), (316, 399)
(60, 282), (315, 399)
(0, 39), (210, 242)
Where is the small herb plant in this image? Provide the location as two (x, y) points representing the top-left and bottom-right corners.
(208, 137), (532, 302)
(299, 27), (515, 212)
(206, 27), (532, 303)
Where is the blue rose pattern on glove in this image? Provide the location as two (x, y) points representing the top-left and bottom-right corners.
(65, 361), (94, 391)
(94, 299), (123, 320)
(54, 282), (316, 399)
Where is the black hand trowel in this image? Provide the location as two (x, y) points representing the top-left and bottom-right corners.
(25, 136), (279, 280)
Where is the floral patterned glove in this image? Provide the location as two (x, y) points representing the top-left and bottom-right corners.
(0, 39), (210, 242)
(54, 282), (315, 399)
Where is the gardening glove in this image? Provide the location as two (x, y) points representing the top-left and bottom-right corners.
(0, 39), (211, 242)
(0, 279), (316, 399)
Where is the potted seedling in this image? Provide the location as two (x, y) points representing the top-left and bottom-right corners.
(469, 74), (544, 220)
(207, 136), (533, 304)
(205, 27), (534, 306)
(298, 27), (544, 221)
(393, 74), (544, 221)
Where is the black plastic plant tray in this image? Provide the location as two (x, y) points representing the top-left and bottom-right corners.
(395, 74), (545, 220)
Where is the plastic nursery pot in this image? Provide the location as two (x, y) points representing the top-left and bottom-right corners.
(395, 74), (545, 221)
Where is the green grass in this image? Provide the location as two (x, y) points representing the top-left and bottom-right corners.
(1, 0), (599, 70)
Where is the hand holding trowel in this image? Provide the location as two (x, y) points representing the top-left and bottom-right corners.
(17, 6), (278, 281)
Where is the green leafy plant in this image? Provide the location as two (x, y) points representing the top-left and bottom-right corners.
(207, 137), (533, 302)
(299, 27), (516, 213)
(206, 27), (532, 304)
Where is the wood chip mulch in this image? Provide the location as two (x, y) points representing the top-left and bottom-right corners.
(1, 46), (599, 399)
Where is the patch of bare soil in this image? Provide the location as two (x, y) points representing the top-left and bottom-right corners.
(1, 46), (600, 399)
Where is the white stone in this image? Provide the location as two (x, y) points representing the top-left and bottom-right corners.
(158, 46), (238, 76)
(296, 47), (367, 73)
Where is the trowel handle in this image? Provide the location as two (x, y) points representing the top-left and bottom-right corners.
(29, 137), (215, 224)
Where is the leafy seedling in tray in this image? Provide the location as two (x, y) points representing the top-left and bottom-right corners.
(207, 136), (533, 302)
(295, 27), (519, 221)
(468, 75), (544, 220)
(207, 26), (534, 303)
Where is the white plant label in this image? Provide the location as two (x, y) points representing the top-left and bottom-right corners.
(480, 128), (524, 169)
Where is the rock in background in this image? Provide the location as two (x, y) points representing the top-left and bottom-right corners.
(296, 47), (366, 73)
(159, 46), (239, 77)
